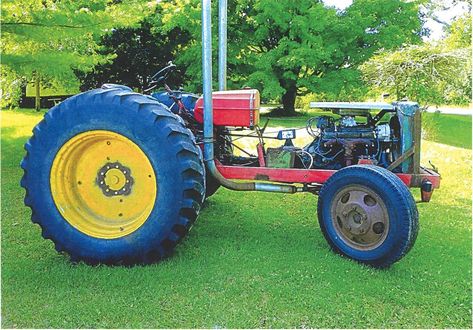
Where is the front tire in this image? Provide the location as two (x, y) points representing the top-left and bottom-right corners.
(21, 88), (205, 265)
(317, 165), (418, 268)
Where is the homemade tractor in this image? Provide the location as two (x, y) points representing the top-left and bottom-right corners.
(21, 0), (440, 268)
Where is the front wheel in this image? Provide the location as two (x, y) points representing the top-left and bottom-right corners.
(317, 165), (418, 268)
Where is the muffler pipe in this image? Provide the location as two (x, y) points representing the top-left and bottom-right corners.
(201, 0), (297, 193)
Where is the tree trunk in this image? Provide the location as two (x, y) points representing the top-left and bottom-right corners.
(34, 73), (41, 111)
(281, 84), (297, 115)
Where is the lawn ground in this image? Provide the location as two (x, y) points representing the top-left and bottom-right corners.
(1, 108), (471, 328)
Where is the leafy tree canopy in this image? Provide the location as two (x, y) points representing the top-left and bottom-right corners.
(443, 13), (472, 49)
(78, 16), (191, 92)
(361, 13), (471, 106)
(159, 0), (423, 113)
(1, 0), (150, 106)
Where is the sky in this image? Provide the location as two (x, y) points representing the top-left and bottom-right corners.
(322, 0), (470, 40)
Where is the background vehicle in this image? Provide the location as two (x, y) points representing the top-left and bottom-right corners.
(21, 0), (439, 268)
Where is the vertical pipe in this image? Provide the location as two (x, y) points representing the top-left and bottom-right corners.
(201, 0), (296, 193)
(202, 0), (214, 162)
(218, 0), (227, 91)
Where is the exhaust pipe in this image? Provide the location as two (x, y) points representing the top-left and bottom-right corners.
(201, 0), (297, 193)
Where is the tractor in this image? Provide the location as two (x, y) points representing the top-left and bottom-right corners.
(21, 0), (440, 268)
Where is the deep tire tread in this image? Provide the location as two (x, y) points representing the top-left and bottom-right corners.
(21, 87), (205, 266)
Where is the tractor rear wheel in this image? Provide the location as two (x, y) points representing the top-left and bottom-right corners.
(317, 165), (418, 268)
(21, 87), (205, 265)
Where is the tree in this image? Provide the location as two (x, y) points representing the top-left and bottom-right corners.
(443, 13), (472, 49)
(159, 0), (423, 114)
(247, 0), (424, 113)
(157, 0), (255, 92)
(361, 45), (471, 104)
(1, 0), (148, 109)
(77, 17), (191, 92)
(360, 14), (472, 105)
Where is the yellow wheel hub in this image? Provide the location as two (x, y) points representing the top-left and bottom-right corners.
(50, 130), (157, 239)
(104, 168), (127, 191)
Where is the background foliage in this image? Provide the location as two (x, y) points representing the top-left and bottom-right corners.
(157, 0), (423, 113)
(1, 0), (471, 111)
(1, 0), (149, 107)
(361, 13), (472, 105)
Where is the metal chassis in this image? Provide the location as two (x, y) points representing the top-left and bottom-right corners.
(214, 104), (441, 201)
(216, 162), (440, 199)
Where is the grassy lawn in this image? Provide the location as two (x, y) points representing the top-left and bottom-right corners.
(422, 112), (472, 149)
(1, 109), (471, 328)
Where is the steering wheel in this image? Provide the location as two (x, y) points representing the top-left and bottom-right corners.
(150, 61), (176, 85)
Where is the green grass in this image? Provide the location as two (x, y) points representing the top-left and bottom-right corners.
(423, 112), (472, 149)
(2, 109), (472, 328)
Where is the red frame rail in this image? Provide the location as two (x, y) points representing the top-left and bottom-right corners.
(215, 161), (440, 188)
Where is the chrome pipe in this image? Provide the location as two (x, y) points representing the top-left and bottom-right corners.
(202, 0), (254, 190)
(255, 183), (297, 193)
(218, 0), (227, 91)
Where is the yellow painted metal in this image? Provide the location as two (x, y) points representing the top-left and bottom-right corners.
(104, 168), (127, 191)
(50, 130), (157, 239)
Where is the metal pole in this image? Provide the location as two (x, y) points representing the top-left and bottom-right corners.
(218, 0), (227, 91)
(202, 0), (254, 191)
(202, 0), (214, 161)
(201, 0), (297, 193)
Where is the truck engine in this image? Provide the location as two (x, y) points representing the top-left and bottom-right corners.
(300, 111), (401, 171)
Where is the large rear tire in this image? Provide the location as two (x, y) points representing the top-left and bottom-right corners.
(21, 87), (205, 265)
(317, 165), (418, 268)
